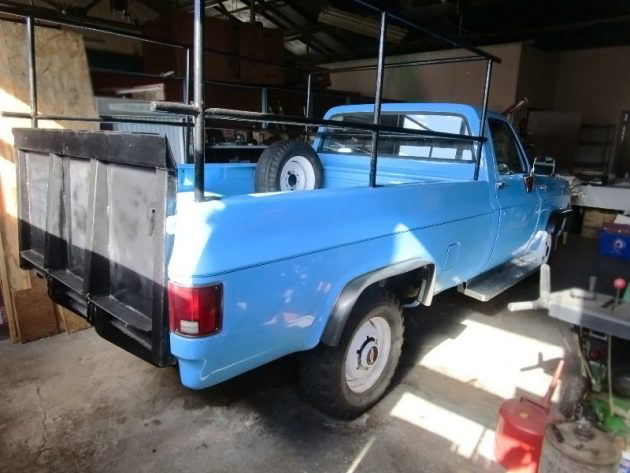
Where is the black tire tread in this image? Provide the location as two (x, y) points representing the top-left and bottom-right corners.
(254, 140), (323, 193)
(298, 287), (403, 419)
(254, 140), (285, 193)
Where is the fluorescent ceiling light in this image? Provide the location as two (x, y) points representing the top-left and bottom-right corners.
(285, 39), (308, 56)
(318, 7), (408, 43)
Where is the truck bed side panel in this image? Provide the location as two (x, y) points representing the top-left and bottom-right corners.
(169, 181), (498, 388)
(169, 181), (497, 282)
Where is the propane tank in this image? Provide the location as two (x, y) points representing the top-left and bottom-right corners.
(539, 420), (621, 473)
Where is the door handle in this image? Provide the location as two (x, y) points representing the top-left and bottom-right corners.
(538, 185), (548, 192)
(496, 181), (506, 190)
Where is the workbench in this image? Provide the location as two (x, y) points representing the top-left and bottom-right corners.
(575, 185), (630, 213)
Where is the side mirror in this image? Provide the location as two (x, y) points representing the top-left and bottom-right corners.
(524, 173), (534, 192)
(532, 156), (556, 176)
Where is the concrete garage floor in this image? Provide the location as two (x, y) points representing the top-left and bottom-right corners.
(1, 236), (628, 473)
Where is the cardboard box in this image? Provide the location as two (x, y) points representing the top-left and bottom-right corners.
(142, 12), (233, 52)
(581, 208), (618, 239)
(236, 22), (285, 85)
(142, 13), (285, 86)
(239, 22), (284, 64)
(240, 61), (285, 86)
(599, 223), (630, 260)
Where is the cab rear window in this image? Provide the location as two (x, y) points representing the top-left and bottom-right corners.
(319, 112), (474, 162)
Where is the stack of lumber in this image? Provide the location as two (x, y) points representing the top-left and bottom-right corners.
(0, 21), (95, 342)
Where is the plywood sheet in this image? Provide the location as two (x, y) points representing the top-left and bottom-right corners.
(1, 22), (98, 121)
(0, 23), (22, 341)
(58, 306), (92, 333)
(13, 276), (58, 342)
(0, 21), (97, 342)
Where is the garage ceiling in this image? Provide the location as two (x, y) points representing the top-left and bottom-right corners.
(5, 0), (630, 64)
(172, 0), (630, 64)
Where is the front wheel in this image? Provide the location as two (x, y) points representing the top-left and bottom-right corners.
(541, 230), (553, 264)
(298, 287), (404, 419)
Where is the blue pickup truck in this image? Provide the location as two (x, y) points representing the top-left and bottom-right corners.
(13, 102), (570, 418)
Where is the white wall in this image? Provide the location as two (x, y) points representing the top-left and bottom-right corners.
(325, 43), (523, 112)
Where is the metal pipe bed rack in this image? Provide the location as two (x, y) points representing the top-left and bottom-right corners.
(176, 0), (501, 200)
(0, 0), (314, 176)
(0, 0), (501, 203)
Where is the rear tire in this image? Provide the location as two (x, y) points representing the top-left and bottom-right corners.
(298, 287), (403, 419)
(255, 140), (323, 193)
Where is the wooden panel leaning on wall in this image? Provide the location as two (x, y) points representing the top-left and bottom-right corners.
(0, 21), (96, 342)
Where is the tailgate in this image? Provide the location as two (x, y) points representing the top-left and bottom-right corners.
(13, 128), (177, 366)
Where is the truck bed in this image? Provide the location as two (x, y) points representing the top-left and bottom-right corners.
(176, 152), (476, 197)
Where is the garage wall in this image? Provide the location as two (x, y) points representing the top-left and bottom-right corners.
(325, 43), (523, 113)
(326, 42), (630, 129)
(516, 44), (558, 110)
(552, 45), (630, 125)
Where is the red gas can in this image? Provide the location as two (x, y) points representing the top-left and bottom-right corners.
(495, 360), (565, 473)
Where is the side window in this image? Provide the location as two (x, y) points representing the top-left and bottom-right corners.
(489, 118), (526, 174)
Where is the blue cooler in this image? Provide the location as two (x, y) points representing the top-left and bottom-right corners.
(600, 223), (630, 260)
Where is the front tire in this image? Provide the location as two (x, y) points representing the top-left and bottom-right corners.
(541, 230), (553, 264)
(298, 287), (404, 419)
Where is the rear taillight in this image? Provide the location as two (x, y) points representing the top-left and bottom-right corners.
(168, 282), (223, 337)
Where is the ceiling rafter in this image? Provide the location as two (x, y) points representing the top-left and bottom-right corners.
(212, 0), (238, 21)
(240, 0), (338, 58)
(281, 0), (356, 61)
(133, 0), (174, 14)
(28, 0), (630, 64)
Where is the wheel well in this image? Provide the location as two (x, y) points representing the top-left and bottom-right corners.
(382, 264), (436, 307)
(321, 261), (435, 347)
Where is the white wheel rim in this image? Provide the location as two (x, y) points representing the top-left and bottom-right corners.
(345, 316), (392, 394)
(280, 155), (316, 191)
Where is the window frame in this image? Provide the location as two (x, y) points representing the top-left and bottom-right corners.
(317, 111), (477, 165)
(488, 117), (529, 176)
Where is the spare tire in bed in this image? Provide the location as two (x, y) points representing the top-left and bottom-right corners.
(255, 140), (323, 193)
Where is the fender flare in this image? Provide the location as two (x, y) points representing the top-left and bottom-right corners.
(320, 258), (435, 347)
(547, 208), (572, 236)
